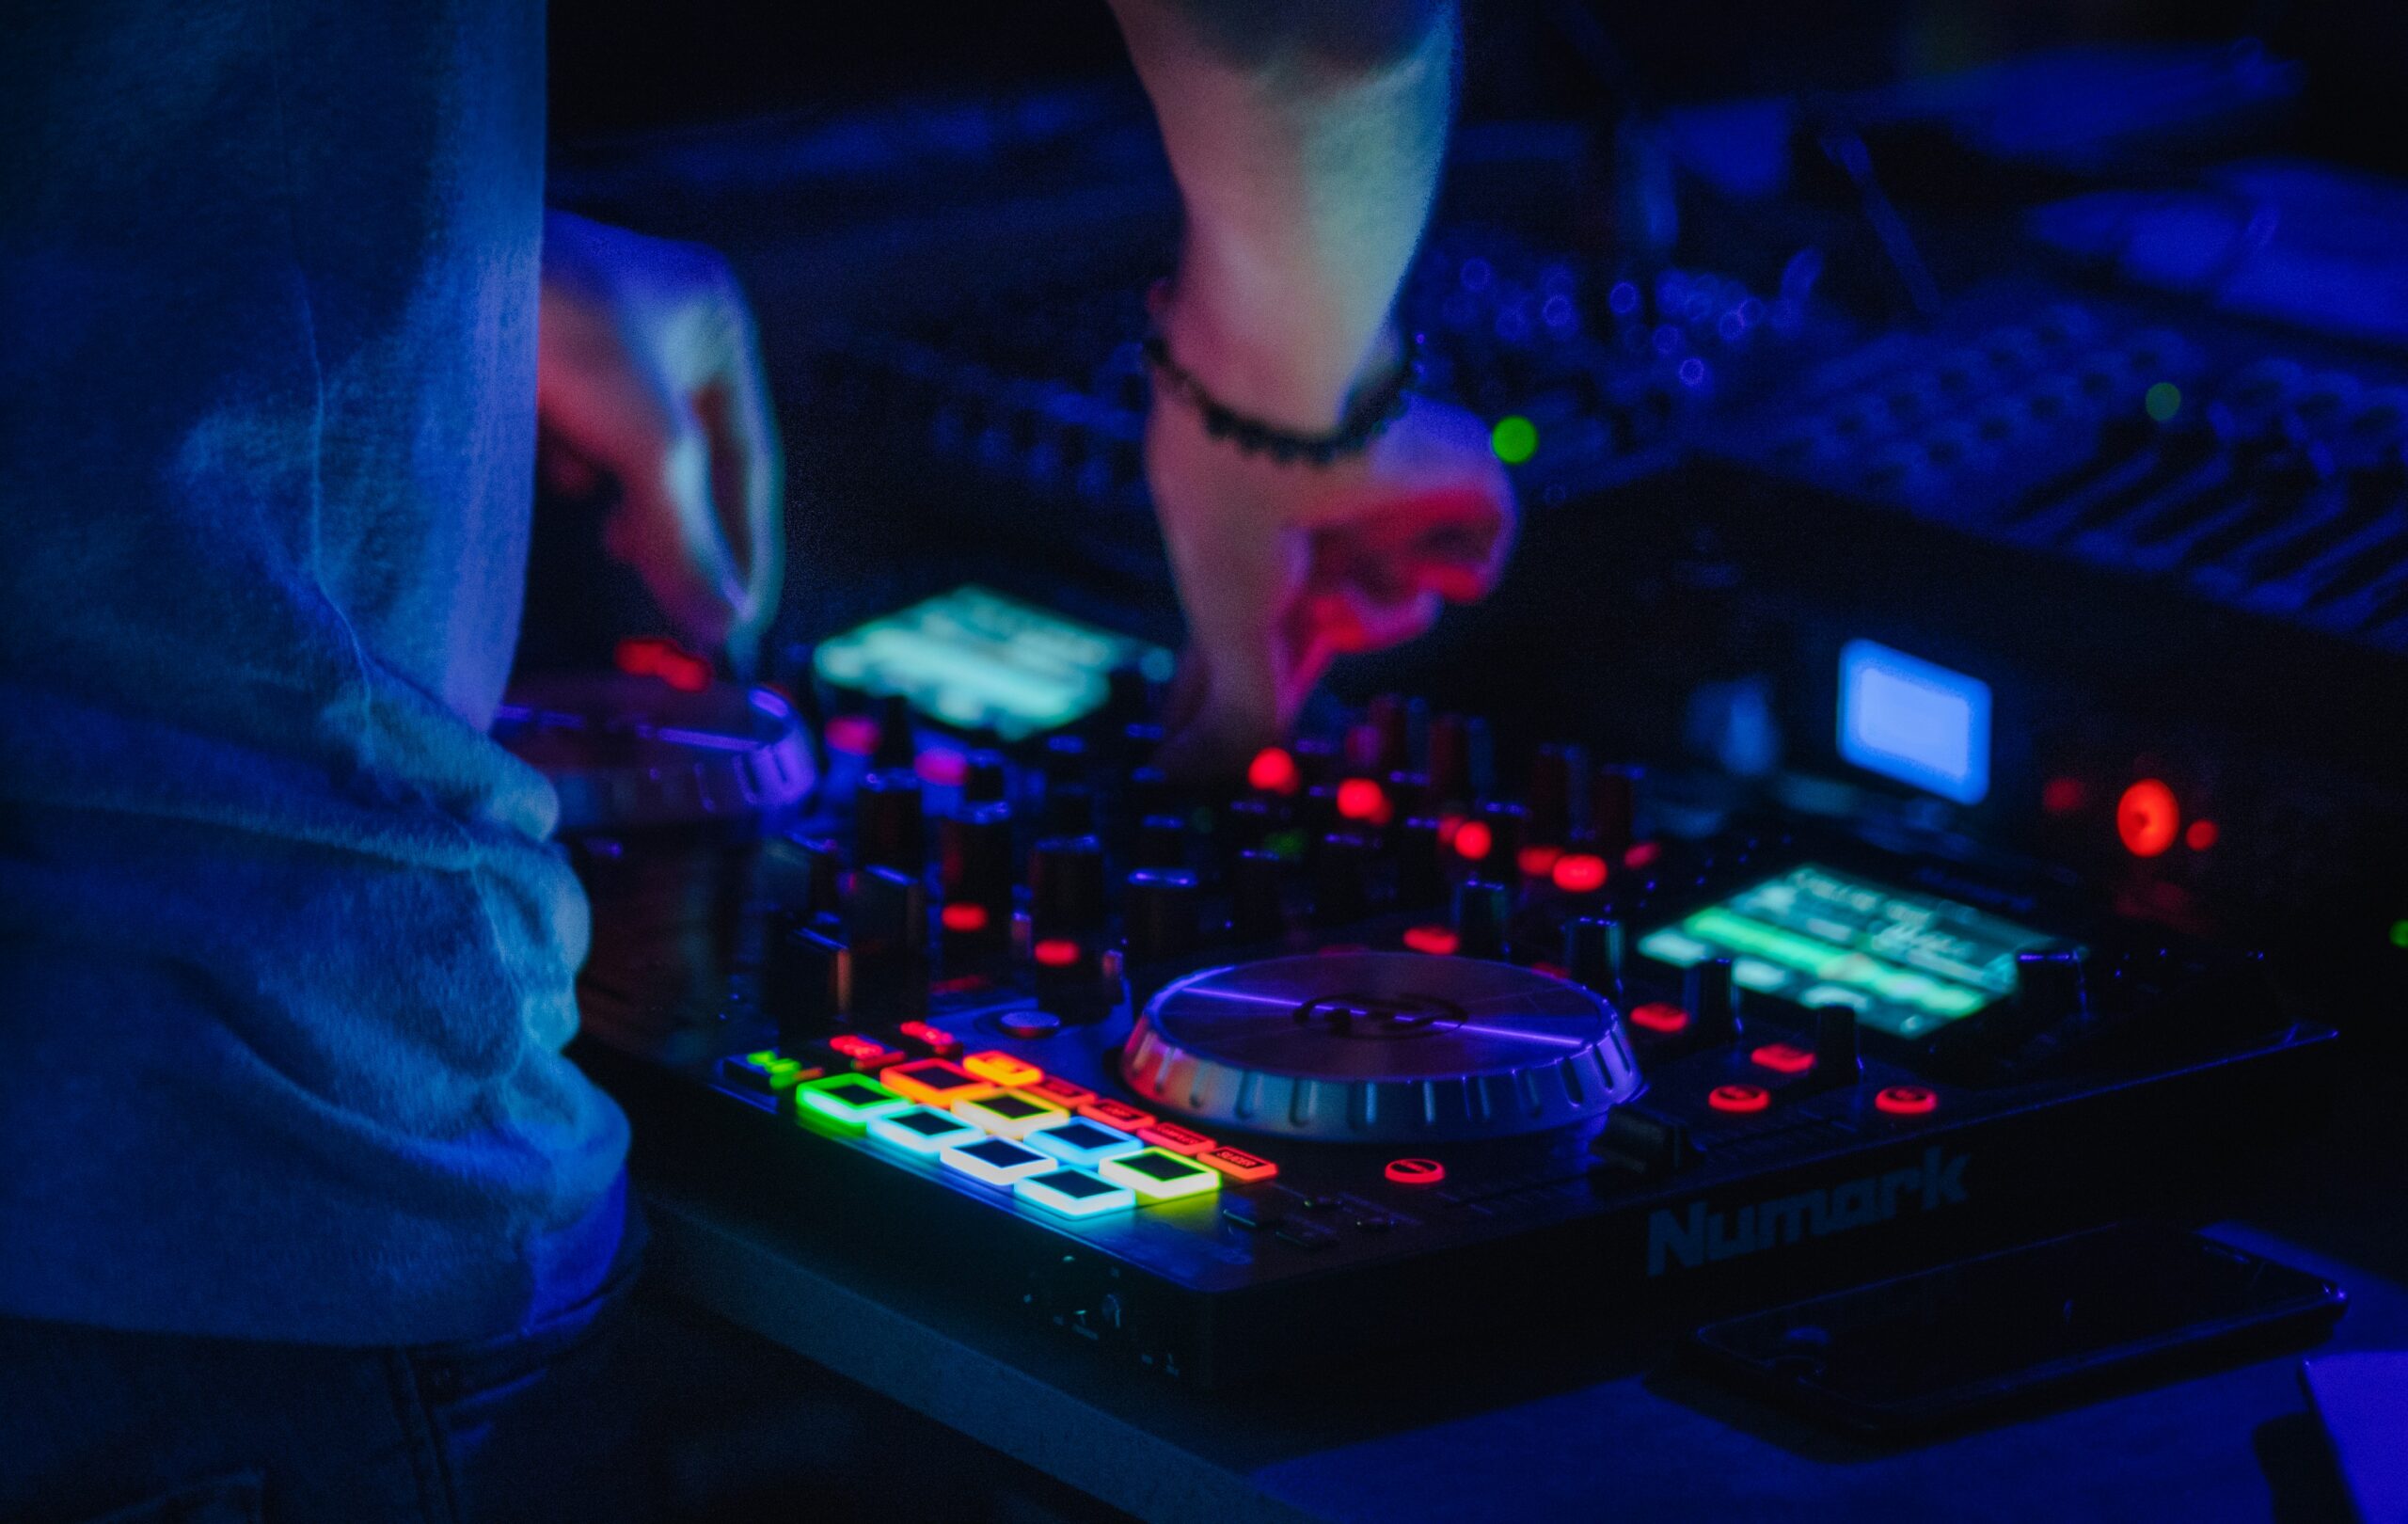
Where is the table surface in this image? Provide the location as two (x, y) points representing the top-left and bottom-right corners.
(631, 1067), (2406, 1524)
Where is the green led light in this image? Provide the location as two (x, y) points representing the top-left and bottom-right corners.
(795, 1073), (910, 1129)
(2389, 918), (2408, 950)
(1490, 415), (1539, 465)
(2144, 382), (2182, 423)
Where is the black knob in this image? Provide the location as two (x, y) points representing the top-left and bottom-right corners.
(1041, 780), (1096, 836)
(2014, 948), (2089, 1027)
(847, 865), (927, 958)
(1115, 722), (1165, 770)
(1293, 737), (1339, 787)
(767, 924), (850, 1045)
(1590, 766), (1639, 858)
(1813, 1004), (1862, 1084)
(1297, 785), (1340, 846)
(1452, 879), (1513, 960)
(1028, 835), (1106, 939)
(1365, 693), (1411, 774)
(1527, 745), (1577, 847)
(960, 750), (1010, 804)
(855, 770), (925, 872)
(1133, 814), (1190, 870)
(1394, 817), (1446, 907)
(1105, 663), (1152, 723)
(1385, 770), (1434, 821)
(1563, 917), (1626, 1000)
(1224, 796), (1277, 856)
(870, 692), (916, 772)
(1313, 833), (1374, 928)
(1428, 714), (1477, 808)
(1124, 869), (1201, 962)
(786, 835), (846, 922)
(1228, 849), (1286, 943)
(1685, 957), (1740, 1042)
(1124, 765), (1174, 825)
(938, 803), (1015, 915)
(1042, 732), (1088, 782)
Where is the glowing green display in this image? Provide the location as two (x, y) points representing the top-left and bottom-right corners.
(1637, 863), (2064, 1038)
(2390, 918), (2408, 950)
(812, 584), (1174, 741)
(1490, 415), (1539, 465)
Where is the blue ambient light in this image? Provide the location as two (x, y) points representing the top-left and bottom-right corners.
(1838, 639), (1991, 805)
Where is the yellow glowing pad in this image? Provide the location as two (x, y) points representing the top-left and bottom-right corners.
(1099, 1148), (1222, 1203)
(952, 1090), (1069, 1138)
(961, 1049), (1044, 1087)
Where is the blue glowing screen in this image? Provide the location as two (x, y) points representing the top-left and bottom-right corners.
(1837, 640), (1991, 805)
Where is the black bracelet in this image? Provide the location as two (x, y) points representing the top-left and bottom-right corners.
(1141, 310), (1418, 467)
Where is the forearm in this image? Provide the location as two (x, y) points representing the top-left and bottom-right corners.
(1110, 0), (1456, 432)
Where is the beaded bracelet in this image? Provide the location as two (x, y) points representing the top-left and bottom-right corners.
(1141, 300), (1419, 467)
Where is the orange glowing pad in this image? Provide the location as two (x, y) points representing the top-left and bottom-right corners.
(961, 1049), (1044, 1087)
(880, 1058), (1001, 1107)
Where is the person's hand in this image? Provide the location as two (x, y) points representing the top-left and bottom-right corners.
(1147, 377), (1515, 780)
(537, 211), (782, 675)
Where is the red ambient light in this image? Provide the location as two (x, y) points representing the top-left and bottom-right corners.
(1708, 1084), (1771, 1114)
(1385, 1157), (1447, 1186)
(1402, 925), (1460, 956)
(1629, 1002), (1689, 1034)
(2041, 776), (2087, 816)
(1750, 1042), (1817, 1075)
(1551, 853), (1608, 894)
(1517, 844), (1563, 878)
(1336, 777), (1389, 823)
(825, 714), (879, 756)
(915, 749), (967, 786)
(1623, 841), (1661, 869)
(1032, 938), (1082, 968)
(940, 902), (990, 934)
(2185, 819), (2219, 851)
(1452, 820), (1495, 862)
(1875, 1086), (1939, 1117)
(1247, 747), (1302, 796)
(2116, 779), (2180, 858)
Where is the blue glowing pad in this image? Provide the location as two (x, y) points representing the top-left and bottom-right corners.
(1014, 1168), (1137, 1219)
(939, 1135), (1055, 1186)
(867, 1105), (986, 1156)
(1022, 1119), (1145, 1167)
(1838, 638), (1990, 805)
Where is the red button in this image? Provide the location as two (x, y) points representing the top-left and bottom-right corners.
(1032, 937), (1082, 968)
(1080, 1098), (1156, 1132)
(897, 1020), (960, 1055)
(1025, 1073), (1097, 1108)
(1751, 1042), (1817, 1075)
(1875, 1085), (1939, 1117)
(1402, 925), (1460, 956)
(1198, 1146), (1279, 1183)
(1385, 1157), (1447, 1186)
(1137, 1122), (1215, 1155)
(1629, 1002), (1689, 1035)
(1708, 1084), (1771, 1114)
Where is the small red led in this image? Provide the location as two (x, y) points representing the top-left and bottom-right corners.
(940, 902), (990, 934)
(2185, 819), (2219, 851)
(1032, 937), (1081, 968)
(1385, 1157), (1447, 1186)
(2117, 778), (2180, 859)
(2041, 776), (2087, 816)
(1708, 1084), (1771, 1114)
(1336, 777), (1388, 823)
(1551, 853), (1608, 894)
(1402, 924), (1460, 956)
(1751, 1042), (1817, 1075)
(1517, 844), (1563, 878)
(1623, 841), (1661, 869)
(1875, 1085), (1939, 1117)
(1452, 820), (1495, 862)
(915, 749), (967, 786)
(1247, 747), (1302, 796)
(896, 1020), (960, 1055)
(1629, 1002), (1689, 1034)
(825, 715), (879, 756)
(828, 1034), (885, 1059)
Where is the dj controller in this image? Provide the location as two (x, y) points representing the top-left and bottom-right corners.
(527, 47), (2405, 1390)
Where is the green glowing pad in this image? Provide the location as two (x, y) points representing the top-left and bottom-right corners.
(1099, 1148), (1221, 1203)
(794, 1073), (910, 1128)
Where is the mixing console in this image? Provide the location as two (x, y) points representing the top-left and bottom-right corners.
(545, 635), (2339, 1388)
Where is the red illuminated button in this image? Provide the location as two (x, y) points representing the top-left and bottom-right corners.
(830, 1034), (903, 1072)
(961, 1050), (1044, 1087)
(1623, 841), (1661, 868)
(1708, 1084), (1771, 1115)
(2116, 778), (2180, 858)
(1136, 1122), (1215, 1156)
(1451, 820), (1495, 863)
(940, 902), (991, 934)
(1402, 924), (1460, 956)
(1024, 1073), (1097, 1108)
(1629, 1002), (1690, 1035)
(1032, 938), (1082, 969)
(825, 714), (879, 756)
(1385, 1157), (1447, 1186)
(1336, 777), (1388, 824)
(1751, 1042), (1817, 1076)
(1080, 1098), (1157, 1132)
(1247, 747), (1301, 796)
(1875, 1085), (1939, 1117)
(1516, 845), (1562, 878)
(1198, 1145), (1280, 1183)
(881, 1058), (999, 1106)
(896, 1021), (960, 1055)
(1551, 852), (1608, 894)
